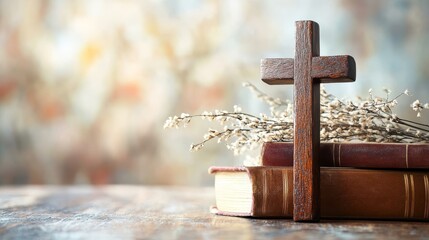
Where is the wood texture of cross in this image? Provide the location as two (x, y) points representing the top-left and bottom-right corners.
(261, 21), (356, 222)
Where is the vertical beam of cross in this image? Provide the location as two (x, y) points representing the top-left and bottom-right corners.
(294, 21), (320, 222)
(261, 20), (356, 222)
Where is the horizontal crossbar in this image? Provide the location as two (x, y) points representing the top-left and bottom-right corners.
(261, 55), (356, 84)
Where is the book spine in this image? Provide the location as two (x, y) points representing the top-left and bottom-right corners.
(261, 142), (429, 168)
(235, 167), (429, 220)
(247, 167), (293, 217)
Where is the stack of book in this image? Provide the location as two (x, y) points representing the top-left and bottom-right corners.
(210, 142), (429, 220)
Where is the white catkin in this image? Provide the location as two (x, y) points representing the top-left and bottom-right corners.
(165, 83), (429, 154)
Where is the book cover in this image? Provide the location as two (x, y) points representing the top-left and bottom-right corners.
(210, 166), (429, 220)
(261, 142), (429, 169)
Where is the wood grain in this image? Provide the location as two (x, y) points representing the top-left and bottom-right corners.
(260, 20), (356, 222)
(261, 58), (294, 84)
(261, 56), (355, 84)
(0, 186), (428, 239)
(293, 20), (320, 222)
(311, 55), (355, 82)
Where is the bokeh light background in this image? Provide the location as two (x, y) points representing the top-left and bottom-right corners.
(1, 0), (428, 185)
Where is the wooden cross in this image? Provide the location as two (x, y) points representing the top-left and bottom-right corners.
(261, 21), (356, 222)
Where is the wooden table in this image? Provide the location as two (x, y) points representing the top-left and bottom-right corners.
(0, 186), (428, 239)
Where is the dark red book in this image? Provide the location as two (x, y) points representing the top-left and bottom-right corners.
(261, 142), (429, 169)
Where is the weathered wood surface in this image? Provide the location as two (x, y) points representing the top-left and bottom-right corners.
(293, 20), (321, 222)
(0, 186), (428, 239)
(261, 56), (355, 84)
(261, 20), (356, 222)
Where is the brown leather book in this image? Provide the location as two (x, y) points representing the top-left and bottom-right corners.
(209, 166), (429, 220)
(261, 142), (429, 169)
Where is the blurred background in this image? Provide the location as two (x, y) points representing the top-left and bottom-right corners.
(0, 0), (428, 185)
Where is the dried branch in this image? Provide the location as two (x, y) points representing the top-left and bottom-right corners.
(164, 83), (429, 155)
